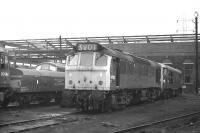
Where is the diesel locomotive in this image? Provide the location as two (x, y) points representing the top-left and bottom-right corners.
(61, 42), (182, 112)
(0, 59), (65, 107)
(0, 45), (11, 107)
(8, 62), (65, 106)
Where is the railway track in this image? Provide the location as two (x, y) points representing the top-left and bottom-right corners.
(111, 111), (200, 133)
(0, 111), (82, 133)
(0, 101), (59, 111)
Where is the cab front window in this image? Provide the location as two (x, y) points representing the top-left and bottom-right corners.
(80, 53), (93, 66)
(95, 53), (107, 66)
(67, 54), (79, 66)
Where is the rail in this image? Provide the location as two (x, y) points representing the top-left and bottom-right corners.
(111, 111), (200, 133)
(0, 111), (80, 133)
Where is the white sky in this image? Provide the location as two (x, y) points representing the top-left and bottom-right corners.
(0, 0), (199, 40)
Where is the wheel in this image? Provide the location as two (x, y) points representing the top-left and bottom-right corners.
(1, 88), (14, 107)
(1, 98), (10, 108)
(18, 95), (30, 107)
(60, 90), (75, 107)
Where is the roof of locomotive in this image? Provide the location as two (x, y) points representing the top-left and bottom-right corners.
(11, 67), (64, 78)
(15, 68), (41, 76)
(71, 42), (182, 73)
(102, 46), (182, 73)
(101, 45), (161, 68)
(70, 42), (161, 68)
(37, 62), (65, 68)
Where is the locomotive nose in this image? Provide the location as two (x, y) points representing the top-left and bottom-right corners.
(67, 70), (107, 90)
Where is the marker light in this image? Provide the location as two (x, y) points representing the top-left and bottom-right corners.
(99, 81), (103, 85)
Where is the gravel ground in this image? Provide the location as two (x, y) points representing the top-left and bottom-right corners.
(0, 106), (76, 124)
(173, 121), (200, 133)
(1, 93), (200, 133)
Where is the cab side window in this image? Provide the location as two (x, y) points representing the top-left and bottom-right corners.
(41, 64), (50, 70)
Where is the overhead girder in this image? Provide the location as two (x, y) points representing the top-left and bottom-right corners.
(45, 40), (57, 50)
(26, 41), (40, 50)
(9, 49), (70, 64)
(12, 49), (71, 55)
(0, 41), (36, 50)
(1, 34), (200, 65)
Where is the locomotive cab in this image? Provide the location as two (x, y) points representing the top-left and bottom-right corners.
(65, 52), (111, 91)
(62, 43), (113, 109)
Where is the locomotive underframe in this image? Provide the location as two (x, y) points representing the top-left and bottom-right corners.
(61, 87), (182, 112)
(9, 91), (62, 107)
(0, 87), (13, 107)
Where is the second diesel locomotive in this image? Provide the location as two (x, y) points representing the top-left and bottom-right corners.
(61, 42), (182, 112)
(8, 62), (65, 106)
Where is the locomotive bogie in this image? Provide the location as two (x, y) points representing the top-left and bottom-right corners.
(13, 91), (62, 107)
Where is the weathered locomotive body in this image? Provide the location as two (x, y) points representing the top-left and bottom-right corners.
(61, 42), (182, 111)
(1, 62), (65, 107)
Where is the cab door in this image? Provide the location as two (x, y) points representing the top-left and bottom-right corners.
(110, 57), (120, 88)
